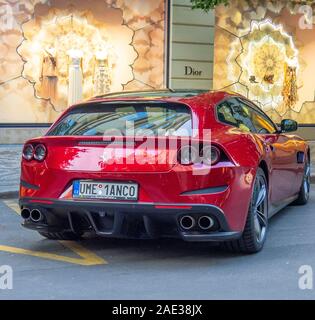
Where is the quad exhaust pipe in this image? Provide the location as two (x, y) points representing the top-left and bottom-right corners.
(179, 215), (215, 231)
(179, 215), (196, 230)
(21, 208), (44, 223)
(30, 209), (44, 223)
(198, 216), (214, 230)
(21, 208), (31, 220)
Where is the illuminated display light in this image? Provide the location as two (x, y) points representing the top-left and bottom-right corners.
(18, 9), (137, 111)
(227, 19), (299, 111)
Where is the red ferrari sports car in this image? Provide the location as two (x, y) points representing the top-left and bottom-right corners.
(19, 90), (310, 253)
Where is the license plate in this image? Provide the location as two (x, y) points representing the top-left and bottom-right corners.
(73, 181), (138, 201)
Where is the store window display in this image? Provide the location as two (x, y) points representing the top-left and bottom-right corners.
(67, 49), (83, 106)
(214, 0), (315, 123)
(40, 47), (58, 104)
(0, 0), (165, 123)
(93, 49), (115, 96)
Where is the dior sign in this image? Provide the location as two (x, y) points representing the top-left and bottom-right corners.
(185, 66), (202, 77)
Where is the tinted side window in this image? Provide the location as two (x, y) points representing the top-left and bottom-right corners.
(238, 99), (277, 134)
(217, 101), (238, 127)
(217, 99), (256, 133)
(228, 99), (256, 133)
(251, 112), (277, 134)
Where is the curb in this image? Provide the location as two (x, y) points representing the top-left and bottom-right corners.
(0, 191), (19, 199)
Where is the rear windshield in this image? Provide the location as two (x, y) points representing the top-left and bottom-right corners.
(47, 103), (192, 137)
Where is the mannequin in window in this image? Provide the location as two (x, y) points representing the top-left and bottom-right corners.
(93, 50), (112, 96)
(282, 62), (298, 111)
(40, 47), (58, 104)
(67, 49), (83, 106)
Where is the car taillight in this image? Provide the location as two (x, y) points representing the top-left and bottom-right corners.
(22, 144), (34, 161)
(178, 145), (222, 166)
(34, 144), (47, 161)
(178, 145), (200, 165)
(202, 146), (221, 166)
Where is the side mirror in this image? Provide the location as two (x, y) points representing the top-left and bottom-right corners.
(280, 119), (298, 133)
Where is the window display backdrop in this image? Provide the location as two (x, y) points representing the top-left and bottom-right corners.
(213, 0), (315, 124)
(0, 0), (166, 123)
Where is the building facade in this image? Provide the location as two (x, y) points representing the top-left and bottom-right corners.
(0, 0), (314, 143)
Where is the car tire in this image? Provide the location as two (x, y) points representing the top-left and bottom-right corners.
(38, 231), (82, 240)
(292, 155), (311, 206)
(222, 168), (268, 254)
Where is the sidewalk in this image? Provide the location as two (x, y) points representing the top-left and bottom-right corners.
(0, 145), (22, 197)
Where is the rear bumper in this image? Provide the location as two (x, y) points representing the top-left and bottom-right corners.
(19, 198), (242, 242)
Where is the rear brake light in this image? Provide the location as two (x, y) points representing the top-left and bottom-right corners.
(22, 144), (34, 161)
(34, 144), (47, 161)
(177, 145), (200, 165)
(202, 146), (221, 166)
(22, 143), (47, 162)
(178, 145), (222, 166)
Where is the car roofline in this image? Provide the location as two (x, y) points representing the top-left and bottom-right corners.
(91, 88), (208, 99)
(65, 89), (246, 114)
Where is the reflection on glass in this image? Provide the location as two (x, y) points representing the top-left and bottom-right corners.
(48, 104), (192, 137)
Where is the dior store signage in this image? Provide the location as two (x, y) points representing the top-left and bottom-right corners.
(184, 66), (203, 77)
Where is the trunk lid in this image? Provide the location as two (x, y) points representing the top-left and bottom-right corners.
(42, 136), (183, 173)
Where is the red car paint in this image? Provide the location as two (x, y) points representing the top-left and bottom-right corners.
(19, 91), (309, 239)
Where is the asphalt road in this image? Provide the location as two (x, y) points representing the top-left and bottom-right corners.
(0, 190), (315, 300)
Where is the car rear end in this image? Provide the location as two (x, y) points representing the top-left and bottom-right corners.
(19, 98), (251, 242)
